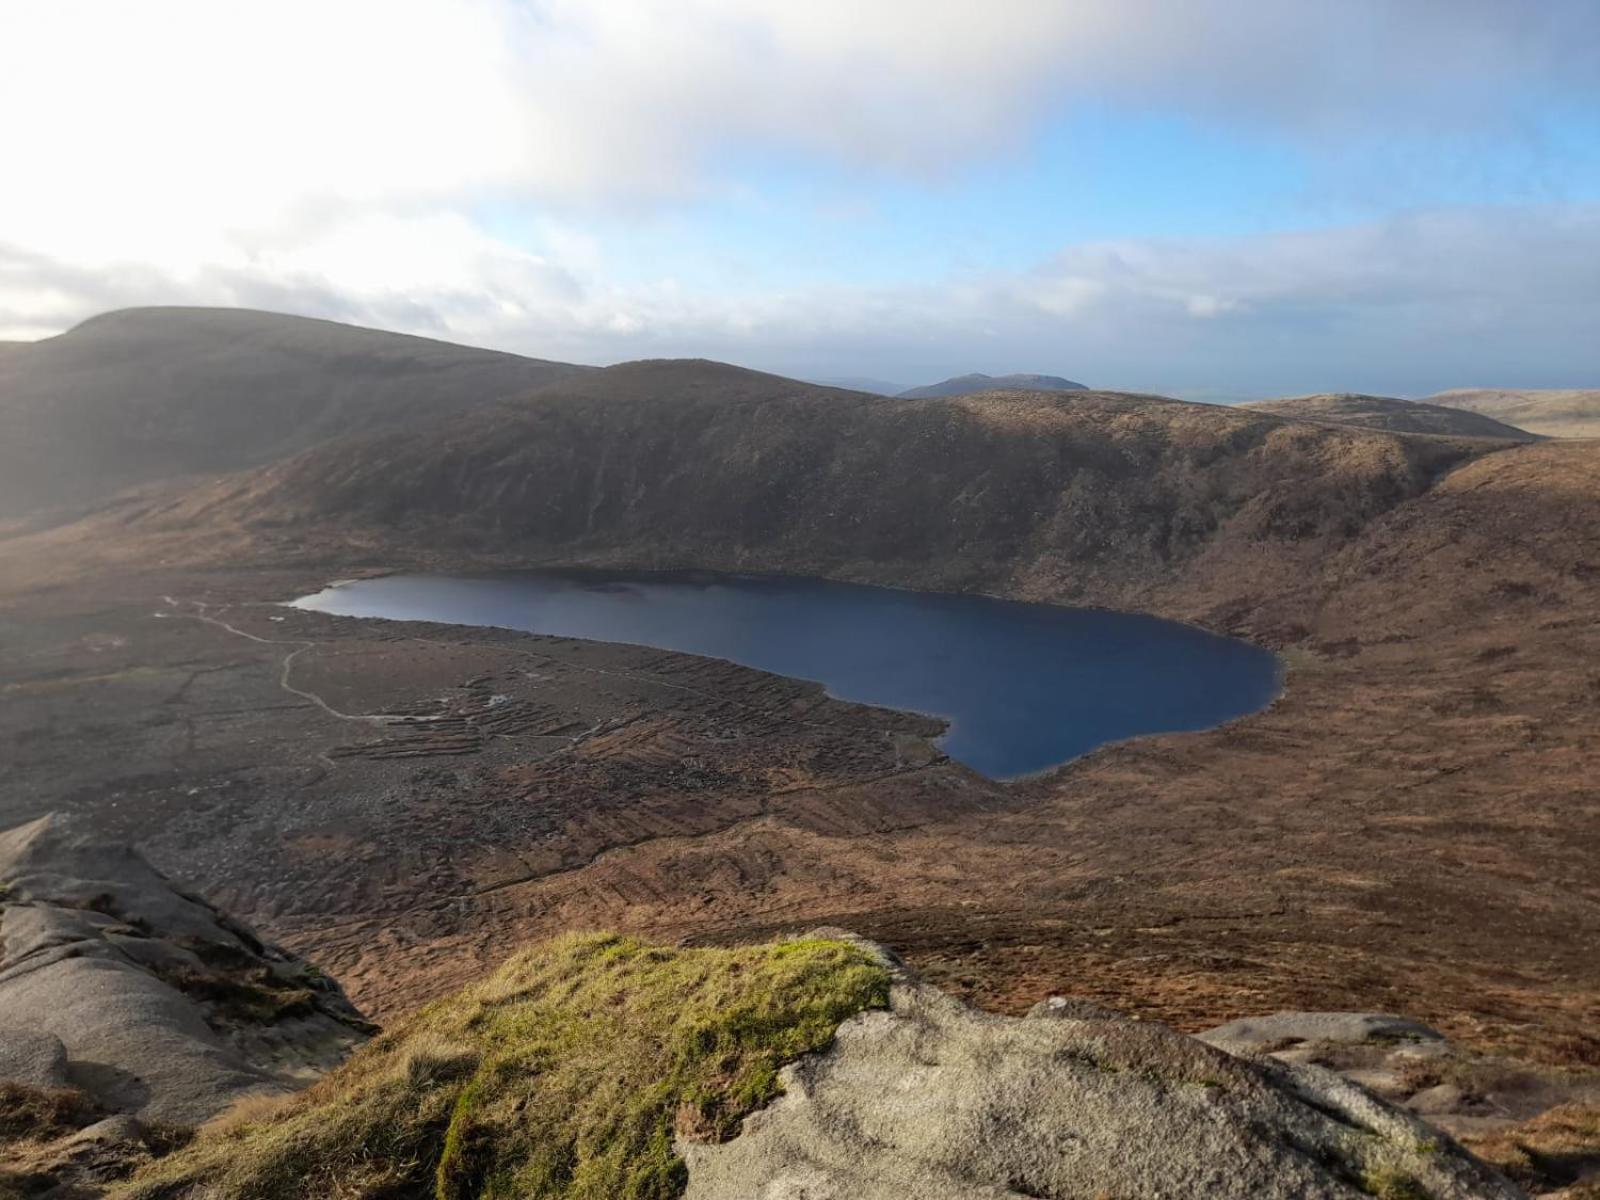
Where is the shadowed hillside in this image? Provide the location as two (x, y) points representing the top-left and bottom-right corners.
(1245, 393), (1537, 441)
(0, 307), (590, 517)
(1424, 389), (1600, 439)
(898, 371), (1088, 398)
(117, 360), (1486, 617)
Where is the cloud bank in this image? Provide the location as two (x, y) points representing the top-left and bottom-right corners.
(7, 204), (1594, 397)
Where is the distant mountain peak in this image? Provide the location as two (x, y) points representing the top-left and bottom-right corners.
(0, 306), (591, 517)
(898, 372), (1089, 399)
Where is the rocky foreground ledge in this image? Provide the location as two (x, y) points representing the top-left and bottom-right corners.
(0, 815), (370, 1194)
(682, 938), (1523, 1200)
(0, 818), (1548, 1198)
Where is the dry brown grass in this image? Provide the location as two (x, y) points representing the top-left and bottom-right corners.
(0, 1082), (103, 1200)
(0, 1080), (98, 1147)
(1463, 1105), (1600, 1194)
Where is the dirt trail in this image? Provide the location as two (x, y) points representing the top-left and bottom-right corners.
(159, 596), (402, 725)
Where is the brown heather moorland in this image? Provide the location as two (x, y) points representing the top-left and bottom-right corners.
(1425, 388), (1600, 440)
(1, 341), (1594, 1076)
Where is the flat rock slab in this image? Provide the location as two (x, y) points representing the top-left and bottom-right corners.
(1198, 1011), (1444, 1055)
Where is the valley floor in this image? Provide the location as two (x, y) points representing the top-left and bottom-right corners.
(1, 442), (1597, 1075)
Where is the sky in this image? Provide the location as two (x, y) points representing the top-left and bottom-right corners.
(2, 1), (1598, 399)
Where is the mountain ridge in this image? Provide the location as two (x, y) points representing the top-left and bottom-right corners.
(0, 306), (591, 518)
(68, 366), (1486, 627)
(1243, 392), (1537, 440)
(1423, 388), (1600, 438)
(897, 371), (1089, 399)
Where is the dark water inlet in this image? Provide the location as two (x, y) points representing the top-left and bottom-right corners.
(291, 570), (1280, 779)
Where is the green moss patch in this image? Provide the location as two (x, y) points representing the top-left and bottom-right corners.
(1360, 1165), (1433, 1200)
(117, 932), (889, 1200)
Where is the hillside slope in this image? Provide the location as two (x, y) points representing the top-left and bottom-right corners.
(1245, 393), (1537, 440)
(1424, 388), (1600, 438)
(0, 307), (590, 517)
(898, 371), (1088, 398)
(114, 361), (1487, 617)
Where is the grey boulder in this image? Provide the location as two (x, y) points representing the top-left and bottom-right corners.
(0, 1027), (70, 1089)
(0, 813), (369, 1127)
(681, 945), (1523, 1200)
(1198, 1011), (1444, 1056)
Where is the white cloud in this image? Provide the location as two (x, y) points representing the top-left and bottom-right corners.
(5, 2), (1595, 225)
(1185, 296), (1239, 319)
(5, 205), (1596, 397)
(500, 1), (1599, 194)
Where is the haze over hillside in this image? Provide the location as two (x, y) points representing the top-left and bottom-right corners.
(898, 372), (1089, 399)
(97, 353), (1483, 618)
(806, 375), (906, 395)
(1244, 393), (1537, 441)
(0, 310), (1496, 613)
(1424, 389), (1600, 439)
(0, 307), (589, 517)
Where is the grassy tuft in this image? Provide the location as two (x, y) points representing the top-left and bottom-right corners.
(116, 932), (889, 1200)
(153, 963), (319, 1025)
(1360, 1165), (1433, 1200)
(0, 1081), (99, 1147)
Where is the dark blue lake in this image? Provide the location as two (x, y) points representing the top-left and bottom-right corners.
(291, 571), (1279, 779)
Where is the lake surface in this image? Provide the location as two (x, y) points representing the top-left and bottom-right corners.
(291, 571), (1280, 779)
